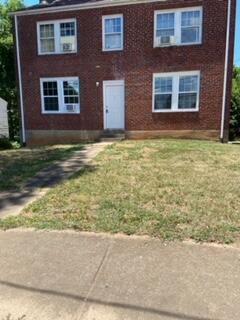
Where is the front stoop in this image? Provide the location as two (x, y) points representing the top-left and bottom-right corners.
(99, 130), (126, 142)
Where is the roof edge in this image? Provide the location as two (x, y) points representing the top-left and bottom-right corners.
(10, 0), (166, 16)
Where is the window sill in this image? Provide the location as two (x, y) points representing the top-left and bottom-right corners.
(153, 109), (199, 113)
(153, 42), (202, 49)
(102, 48), (123, 52)
(42, 111), (80, 115)
(38, 51), (77, 56)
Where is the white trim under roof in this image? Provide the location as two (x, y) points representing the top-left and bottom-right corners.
(11, 0), (167, 16)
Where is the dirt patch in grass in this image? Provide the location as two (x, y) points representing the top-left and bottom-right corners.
(1, 139), (240, 244)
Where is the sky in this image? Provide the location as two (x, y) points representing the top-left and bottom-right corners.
(234, 0), (240, 65)
(9, 0), (240, 65)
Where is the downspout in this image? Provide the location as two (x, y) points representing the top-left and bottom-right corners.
(220, 0), (231, 142)
(14, 15), (26, 144)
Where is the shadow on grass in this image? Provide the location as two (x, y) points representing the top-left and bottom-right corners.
(0, 144), (86, 192)
(0, 145), (98, 215)
(0, 280), (220, 320)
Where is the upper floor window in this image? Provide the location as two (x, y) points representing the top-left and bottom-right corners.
(153, 71), (200, 112)
(37, 19), (77, 55)
(40, 77), (80, 114)
(154, 7), (202, 47)
(102, 14), (123, 51)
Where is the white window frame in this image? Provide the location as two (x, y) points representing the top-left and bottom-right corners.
(37, 19), (77, 55)
(152, 71), (200, 113)
(40, 77), (80, 114)
(102, 14), (124, 52)
(154, 7), (203, 48)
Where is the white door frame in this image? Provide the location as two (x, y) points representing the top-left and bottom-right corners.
(103, 80), (125, 130)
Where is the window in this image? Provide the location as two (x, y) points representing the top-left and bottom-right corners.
(154, 7), (202, 47)
(39, 24), (55, 53)
(153, 71), (200, 112)
(156, 13), (175, 38)
(178, 75), (199, 109)
(181, 11), (201, 44)
(154, 77), (173, 110)
(63, 80), (79, 104)
(102, 15), (123, 51)
(42, 81), (59, 111)
(40, 77), (80, 114)
(37, 19), (77, 55)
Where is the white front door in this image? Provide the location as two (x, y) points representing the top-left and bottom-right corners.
(103, 80), (125, 130)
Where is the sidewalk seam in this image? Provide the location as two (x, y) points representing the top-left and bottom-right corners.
(78, 239), (114, 319)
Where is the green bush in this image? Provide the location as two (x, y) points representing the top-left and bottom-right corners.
(0, 0), (24, 142)
(229, 66), (240, 140)
(0, 136), (13, 150)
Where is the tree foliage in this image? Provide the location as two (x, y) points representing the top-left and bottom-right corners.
(230, 66), (240, 140)
(0, 0), (24, 140)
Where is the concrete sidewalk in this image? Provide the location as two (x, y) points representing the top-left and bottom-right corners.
(0, 230), (239, 320)
(0, 142), (110, 218)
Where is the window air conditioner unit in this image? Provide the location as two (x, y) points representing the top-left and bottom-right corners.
(66, 104), (77, 112)
(156, 36), (175, 47)
(62, 43), (73, 52)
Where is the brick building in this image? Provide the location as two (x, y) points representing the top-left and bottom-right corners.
(12, 0), (236, 145)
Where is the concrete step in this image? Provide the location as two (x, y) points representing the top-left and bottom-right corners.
(104, 129), (125, 133)
(99, 135), (125, 142)
(99, 131), (126, 142)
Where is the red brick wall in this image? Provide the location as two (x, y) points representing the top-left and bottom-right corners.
(17, 0), (236, 139)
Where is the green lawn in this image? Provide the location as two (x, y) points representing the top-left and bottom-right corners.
(0, 144), (84, 191)
(1, 139), (240, 244)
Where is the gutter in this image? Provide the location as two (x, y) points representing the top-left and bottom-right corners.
(14, 15), (26, 144)
(220, 0), (232, 142)
(10, 0), (166, 16)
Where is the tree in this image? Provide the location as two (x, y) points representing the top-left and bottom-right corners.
(0, 0), (24, 140)
(229, 66), (240, 140)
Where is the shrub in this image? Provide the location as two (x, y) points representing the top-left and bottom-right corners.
(229, 66), (240, 140)
(0, 135), (12, 150)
